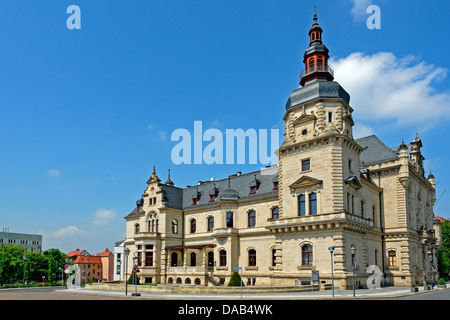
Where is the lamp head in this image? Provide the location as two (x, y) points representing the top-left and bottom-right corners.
(350, 244), (356, 255)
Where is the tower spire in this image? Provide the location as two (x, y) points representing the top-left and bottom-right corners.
(299, 6), (334, 87)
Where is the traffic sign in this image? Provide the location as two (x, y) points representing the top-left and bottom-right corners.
(131, 264), (140, 273)
(233, 267), (242, 270)
(64, 269), (69, 274)
(64, 264), (69, 269)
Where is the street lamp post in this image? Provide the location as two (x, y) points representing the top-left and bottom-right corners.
(328, 246), (335, 298)
(351, 244), (357, 297)
(22, 255), (26, 288)
(124, 247), (130, 295)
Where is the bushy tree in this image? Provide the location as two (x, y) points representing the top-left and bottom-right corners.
(0, 246), (68, 285)
(227, 271), (244, 287)
(438, 220), (450, 279)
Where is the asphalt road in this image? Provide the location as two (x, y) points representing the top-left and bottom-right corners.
(0, 286), (449, 300)
(394, 287), (450, 300)
(0, 287), (133, 300)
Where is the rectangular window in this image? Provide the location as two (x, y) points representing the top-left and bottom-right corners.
(273, 182), (278, 190)
(298, 194), (306, 216)
(226, 212), (233, 228)
(146, 252), (153, 266)
(328, 111), (333, 123)
(388, 251), (396, 266)
(250, 186), (257, 194)
(192, 198), (199, 205)
(309, 193), (317, 215)
(209, 194), (216, 202)
(301, 159), (310, 171)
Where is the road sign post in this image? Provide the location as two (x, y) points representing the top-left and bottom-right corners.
(131, 264), (141, 296)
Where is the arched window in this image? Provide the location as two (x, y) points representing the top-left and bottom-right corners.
(185, 278), (191, 284)
(207, 216), (214, 231)
(298, 195), (306, 216)
(190, 219), (196, 233)
(226, 212), (234, 228)
(317, 56), (324, 71)
(272, 207), (279, 220)
(190, 252), (196, 267)
(135, 224), (140, 234)
(219, 250), (227, 266)
(208, 251), (214, 267)
(308, 58), (315, 73)
(302, 244), (313, 266)
(309, 193), (317, 215)
(194, 278), (201, 285)
(172, 220), (178, 234)
(248, 210), (256, 227)
(171, 252), (178, 267)
(388, 250), (397, 267)
(248, 249), (257, 266)
(148, 214), (159, 233)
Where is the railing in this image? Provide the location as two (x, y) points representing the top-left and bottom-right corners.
(300, 64), (334, 79)
(267, 211), (373, 227)
(134, 231), (160, 239)
(167, 266), (207, 274)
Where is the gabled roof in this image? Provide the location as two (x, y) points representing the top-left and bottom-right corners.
(124, 166), (278, 215)
(289, 175), (323, 190)
(67, 249), (91, 258)
(96, 248), (113, 257)
(73, 255), (102, 264)
(356, 135), (399, 166)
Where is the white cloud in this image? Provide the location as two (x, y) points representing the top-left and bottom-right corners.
(350, 0), (372, 20)
(330, 52), (450, 129)
(93, 208), (117, 225)
(47, 169), (60, 177)
(158, 130), (168, 141)
(52, 226), (84, 238)
(353, 123), (374, 139)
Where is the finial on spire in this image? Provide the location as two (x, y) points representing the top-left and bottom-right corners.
(313, 5), (318, 24)
(152, 165), (156, 175)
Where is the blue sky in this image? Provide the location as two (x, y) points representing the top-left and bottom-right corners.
(0, 0), (449, 254)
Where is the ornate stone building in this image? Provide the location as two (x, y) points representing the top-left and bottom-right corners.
(123, 12), (440, 289)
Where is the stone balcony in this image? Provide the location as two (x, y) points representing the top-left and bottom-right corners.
(134, 231), (161, 240)
(167, 266), (213, 275)
(266, 211), (374, 234)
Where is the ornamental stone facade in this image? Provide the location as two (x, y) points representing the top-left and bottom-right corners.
(122, 12), (441, 289)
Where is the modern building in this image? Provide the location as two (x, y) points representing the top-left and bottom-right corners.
(122, 11), (440, 289)
(113, 240), (126, 281)
(0, 229), (42, 252)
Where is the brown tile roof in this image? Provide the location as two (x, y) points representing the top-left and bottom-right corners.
(96, 248), (113, 257)
(67, 249), (86, 257)
(73, 256), (102, 264)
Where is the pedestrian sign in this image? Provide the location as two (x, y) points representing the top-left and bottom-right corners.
(132, 264), (140, 273)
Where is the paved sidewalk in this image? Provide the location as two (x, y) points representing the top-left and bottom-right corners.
(59, 284), (449, 300)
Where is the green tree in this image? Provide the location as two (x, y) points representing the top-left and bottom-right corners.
(227, 271), (245, 287)
(438, 220), (450, 279)
(43, 248), (68, 283)
(0, 245), (26, 285)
